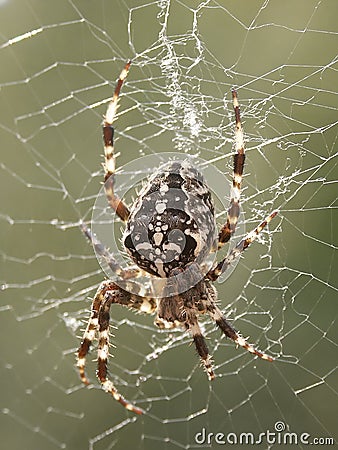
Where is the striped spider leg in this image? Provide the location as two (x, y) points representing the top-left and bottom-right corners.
(205, 90), (277, 360)
(217, 90), (245, 248)
(206, 210), (277, 362)
(77, 278), (156, 415)
(155, 274), (216, 382)
(102, 60), (131, 222)
(77, 61), (146, 413)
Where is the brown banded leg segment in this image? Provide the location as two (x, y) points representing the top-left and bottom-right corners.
(102, 61), (131, 222)
(77, 282), (121, 386)
(188, 315), (215, 381)
(208, 210), (278, 282)
(77, 288), (103, 385)
(96, 290), (143, 415)
(218, 90), (245, 248)
(208, 303), (273, 362)
(77, 280), (157, 414)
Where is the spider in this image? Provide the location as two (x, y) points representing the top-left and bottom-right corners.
(77, 61), (277, 414)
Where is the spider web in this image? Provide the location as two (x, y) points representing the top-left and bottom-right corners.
(0, 0), (337, 449)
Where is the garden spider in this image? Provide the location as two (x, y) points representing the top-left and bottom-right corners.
(77, 61), (277, 414)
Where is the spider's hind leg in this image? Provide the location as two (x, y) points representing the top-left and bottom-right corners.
(188, 314), (215, 381)
(207, 303), (273, 362)
(77, 287), (103, 386)
(155, 292), (215, 380)
(96, 285), (144, 414)
(77, 280), (156, 415)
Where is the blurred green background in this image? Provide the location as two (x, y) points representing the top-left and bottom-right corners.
(0, 1), (337, 449)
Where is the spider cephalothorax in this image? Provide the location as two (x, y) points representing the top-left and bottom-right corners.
(77, 61), (277, 414)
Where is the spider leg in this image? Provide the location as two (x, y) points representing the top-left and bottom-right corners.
(208, 210), (278, 281)
(77, 288), (102, 386)
(218, 90), (245, 248)
(97, 288), (143, 414)
(155, 283), (215, 380)
(80, 222), (141, 280)
(207, 302), (273, 361)
(188, 315), (215, 380)
(102, 60), (131, 222)
(77, 280), (156, 414)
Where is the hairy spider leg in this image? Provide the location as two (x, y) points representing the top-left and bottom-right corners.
(77, 280), (156, 415)
(208, 210), (278, 281)
(157, 290), (216, 381)
(102, 60), (131, 222)
(218, 90), (245, 248)
(207, 302), (273, 362)
(77, 290), (101, 386)
(189, 315), (215, 380)
(80, 222), (141, 280)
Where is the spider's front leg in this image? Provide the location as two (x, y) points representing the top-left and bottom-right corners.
(208, 210), (278, 281)
(77, 280), (156, 415)
(218, 90), (245, 248)
(102, 61), (131, 222)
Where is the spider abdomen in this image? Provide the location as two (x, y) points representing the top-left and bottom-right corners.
(123, 160), (217, 278)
